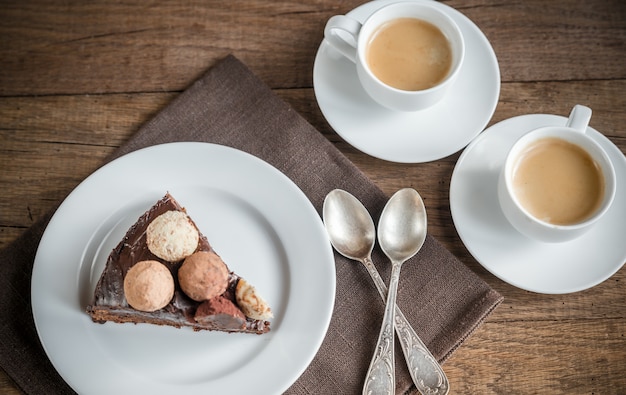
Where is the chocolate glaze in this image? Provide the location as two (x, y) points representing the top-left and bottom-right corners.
(86, 193), (270, 334)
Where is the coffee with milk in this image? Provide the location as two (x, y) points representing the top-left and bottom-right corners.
(366, 18), (452, 91)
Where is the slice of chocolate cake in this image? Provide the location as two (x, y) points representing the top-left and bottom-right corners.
(86, 193), (271, 334)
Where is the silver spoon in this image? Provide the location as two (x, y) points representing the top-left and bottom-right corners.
(323, 189), (448, 395)
(363, 188), (441, 395)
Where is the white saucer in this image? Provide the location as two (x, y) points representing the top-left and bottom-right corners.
(450, 114), (626, 294)
(313, 0), (500, 163)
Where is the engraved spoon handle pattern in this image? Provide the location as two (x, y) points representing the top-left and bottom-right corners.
(362, 256), (449, 395)
(363, 259), (401, 395)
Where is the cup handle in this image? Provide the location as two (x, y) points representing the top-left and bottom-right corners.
(324, 15), (362, 63)
(566, 104), (592, 133)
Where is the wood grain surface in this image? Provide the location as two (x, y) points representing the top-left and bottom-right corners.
(1, 0), (625, 393)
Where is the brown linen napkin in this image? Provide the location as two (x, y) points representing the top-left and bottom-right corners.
(0, 54), (502, 394)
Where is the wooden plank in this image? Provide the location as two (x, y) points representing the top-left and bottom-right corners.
(1, 0), (624, 96)
(445, 319), (626, 394)
(453, 0), (626, 82)
(0, 0), (328, 95)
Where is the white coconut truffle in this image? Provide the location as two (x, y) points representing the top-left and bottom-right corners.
(146, 210), (199, 262)
(235, 278), (273, 321)
(124, 260), (175, 312)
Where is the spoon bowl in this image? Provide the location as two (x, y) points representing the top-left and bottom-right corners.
(323, 189), (375, 261)
(377, 188), (427, 262)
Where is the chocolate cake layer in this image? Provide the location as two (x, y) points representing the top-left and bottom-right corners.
(86, 193), (270, 334)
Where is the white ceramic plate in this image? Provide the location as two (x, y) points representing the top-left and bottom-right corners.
(32, 142), (335, 394)
(450, 114), (626, 294)
(313, 0), (500, 163)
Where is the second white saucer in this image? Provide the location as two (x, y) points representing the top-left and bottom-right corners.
(313, 0), (500, 163)
(450, 114), (626, 294)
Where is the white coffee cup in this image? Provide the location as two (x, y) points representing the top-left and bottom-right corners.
(498, 105), (617, 243)
(323, 1), (465, 112)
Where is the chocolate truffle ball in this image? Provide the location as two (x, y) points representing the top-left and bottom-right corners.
(178, 251), (229, 302)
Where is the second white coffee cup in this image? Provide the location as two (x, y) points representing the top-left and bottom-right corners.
(324, 1), (465, 112)
(498, 105), (617, 243)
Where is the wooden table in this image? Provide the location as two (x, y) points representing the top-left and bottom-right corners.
(1, 0), (624, 393)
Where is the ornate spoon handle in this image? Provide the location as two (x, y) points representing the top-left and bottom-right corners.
(362, 256), (449, 395)
(363, 259), (401, 395)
